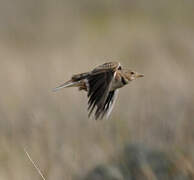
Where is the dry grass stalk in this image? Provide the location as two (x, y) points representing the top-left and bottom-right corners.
(24, 147), (46, 180)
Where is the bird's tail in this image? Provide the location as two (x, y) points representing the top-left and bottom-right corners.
(52, 80), (81, 92)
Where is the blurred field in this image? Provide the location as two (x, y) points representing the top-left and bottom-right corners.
(0, 0), (194, 179)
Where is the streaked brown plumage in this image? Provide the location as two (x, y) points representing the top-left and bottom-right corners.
(53, 62), (144, 120)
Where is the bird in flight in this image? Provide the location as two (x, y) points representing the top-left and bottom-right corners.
(53, 62), (144, 120)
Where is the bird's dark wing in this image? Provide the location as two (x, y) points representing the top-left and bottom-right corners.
(87, 62), (121, 120)
(87, 69), (114, 120)
(96, 89), (119, 119)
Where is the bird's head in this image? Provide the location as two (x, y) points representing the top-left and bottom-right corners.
(122, 69), (144, 82)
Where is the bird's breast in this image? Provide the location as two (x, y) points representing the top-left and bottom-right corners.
(110, 78), (125, 91)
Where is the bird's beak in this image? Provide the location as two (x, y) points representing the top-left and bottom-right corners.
(136, 73), (144, 78)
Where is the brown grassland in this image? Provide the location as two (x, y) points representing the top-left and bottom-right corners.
(0, 1), (194, 179)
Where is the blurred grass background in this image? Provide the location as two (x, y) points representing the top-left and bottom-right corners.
(0, 0), (194, 179)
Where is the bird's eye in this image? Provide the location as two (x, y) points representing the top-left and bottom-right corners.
(118, 66), (122, 70)
(130, 71), (135, 75)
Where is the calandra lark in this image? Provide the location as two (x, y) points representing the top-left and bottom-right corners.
(53, 62), (144, 120)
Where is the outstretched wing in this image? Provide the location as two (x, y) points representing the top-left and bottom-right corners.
(100, 90), (119, 119)
(92, 62), (121, 73)
(87, 62), (120, 120)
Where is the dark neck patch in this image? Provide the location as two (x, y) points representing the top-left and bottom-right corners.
(121, 77), (127, 85)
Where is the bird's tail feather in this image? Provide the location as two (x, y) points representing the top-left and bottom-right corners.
(53, 80), (80, 92)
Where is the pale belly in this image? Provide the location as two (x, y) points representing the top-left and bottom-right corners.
(110, 79), (125, 91)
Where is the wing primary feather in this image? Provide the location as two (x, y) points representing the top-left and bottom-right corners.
(98, 91), (115, 119)
(87, 70), (114, 120)
(96, 90), (118, 120)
